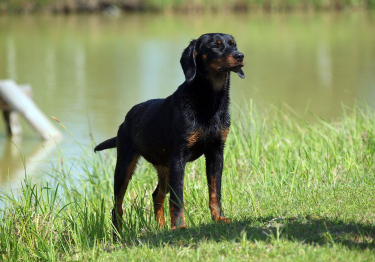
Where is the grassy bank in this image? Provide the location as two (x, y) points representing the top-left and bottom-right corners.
(2, 0), (375, 13)
(1, 102), (375, 261)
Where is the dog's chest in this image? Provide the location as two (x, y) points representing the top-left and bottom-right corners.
(186, 124), (229, 148)
(185, 126), (228, 162)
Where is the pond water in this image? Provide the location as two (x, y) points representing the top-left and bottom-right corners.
(0, 12), (375, 185)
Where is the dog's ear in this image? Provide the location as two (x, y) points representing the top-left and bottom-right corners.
(180, 39), (197, 82)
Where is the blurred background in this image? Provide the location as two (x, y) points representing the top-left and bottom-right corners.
(0, 1), (375, 186)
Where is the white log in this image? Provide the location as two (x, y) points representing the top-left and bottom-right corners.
(0, 79), (62, 140)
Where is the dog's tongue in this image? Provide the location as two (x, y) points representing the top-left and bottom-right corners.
(219, 67), (245, 79)
(237, 68), (245, 79)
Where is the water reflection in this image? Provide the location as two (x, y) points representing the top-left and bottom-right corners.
(317, 40), (332, 89)
(139, 40), (183, 100)
(0, 137), (59, 185)
(75, 45), (86, 90)
(45, 47), (57, 91)
(6, 37), (17, 81)
(0, 12), (374, 183)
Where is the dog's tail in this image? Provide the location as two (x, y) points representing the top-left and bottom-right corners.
(94, 137), (117, 152)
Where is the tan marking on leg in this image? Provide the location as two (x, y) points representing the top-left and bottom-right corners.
(220, 127), (229, 143)
(208, 175), (220, 219)
(187, 129), (203, 147)
(170, 204), (186, 230)
(208, 175), (230, 224)
(115, 155), (139, 228)
(153, 166), (169, 227)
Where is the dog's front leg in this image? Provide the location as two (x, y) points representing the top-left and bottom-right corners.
(169, 154), (187, 230)
(205, 149), (230, 223)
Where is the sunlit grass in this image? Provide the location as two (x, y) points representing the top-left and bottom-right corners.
(1, 102), (375, 261)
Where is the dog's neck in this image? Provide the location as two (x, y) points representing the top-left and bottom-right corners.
(210, 72), (230, 91)
(194, 71), (230, 92)
(185, 72), (230, 120)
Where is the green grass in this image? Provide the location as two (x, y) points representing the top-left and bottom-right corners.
(1, 102), (375, 261)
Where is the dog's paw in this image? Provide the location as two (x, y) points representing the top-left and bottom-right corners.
(212, 215), (230, 224)
(171, 224), (186, 230)
(219, 216), (230, 224)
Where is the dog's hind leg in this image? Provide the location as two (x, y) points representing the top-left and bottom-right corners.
(152, 166), (170, 227)
(112, 138), (140, 236)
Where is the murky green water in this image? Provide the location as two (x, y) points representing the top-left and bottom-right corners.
(0, 12), (375, 184)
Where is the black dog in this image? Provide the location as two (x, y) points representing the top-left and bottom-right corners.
(95, 33), (245, 232)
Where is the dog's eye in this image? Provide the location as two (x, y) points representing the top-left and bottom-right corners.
(212, 44), (220, 49)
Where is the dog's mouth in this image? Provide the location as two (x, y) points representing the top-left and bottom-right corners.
(217, 62), (245, 79)
(218, 64), (243, 72)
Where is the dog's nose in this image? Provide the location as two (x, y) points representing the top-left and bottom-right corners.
(234, 52), (244, 62)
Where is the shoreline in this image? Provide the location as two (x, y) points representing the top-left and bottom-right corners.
(1, 1), (373, 14)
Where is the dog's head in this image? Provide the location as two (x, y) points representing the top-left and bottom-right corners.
(180, 33), (245, 82)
